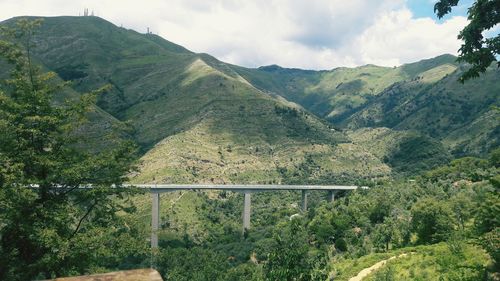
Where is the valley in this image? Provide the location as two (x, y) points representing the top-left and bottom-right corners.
(0, 15), (498, 281)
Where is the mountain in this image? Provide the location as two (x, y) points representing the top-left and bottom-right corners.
(233, 55), (498, 159)
(1, 16), (497, 180)
(343, 64), (500, 157)
(232, 54), (459, 122)
(1, 16), (392, 183)
(1, 16), (498, 280)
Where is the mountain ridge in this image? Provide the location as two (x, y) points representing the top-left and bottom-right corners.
(1, 15), (497, 181)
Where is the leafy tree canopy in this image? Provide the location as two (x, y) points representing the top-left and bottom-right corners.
(264, 219), (328, 281)
(434, 0), (500, 82)
(0, 19), (144, 280)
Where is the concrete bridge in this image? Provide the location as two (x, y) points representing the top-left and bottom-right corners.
(131, 184), (361, 249)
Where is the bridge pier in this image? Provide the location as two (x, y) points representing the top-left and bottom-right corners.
(328, 190), (335, 203)
(242, 191), (251, 233)
(301, 190), (308, 212)
(141, 184), (360, 251)
(151, 192), (160, 249)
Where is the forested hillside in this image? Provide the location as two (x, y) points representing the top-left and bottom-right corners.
(0, 16), (498, 281)
(3, 16), (494, 180)
(235, 56), (499, 159)
(2, 16), (396, 184)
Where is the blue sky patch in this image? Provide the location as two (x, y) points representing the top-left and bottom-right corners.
(407, 0), (473, 20)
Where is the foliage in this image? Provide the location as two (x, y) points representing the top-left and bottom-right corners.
(372, 214), (410, 252)
(423, 156), (493, 182)
(362, 243), (490, 281)
(434, 0), (500, 82)
(157, 247), (232, 281)
(0, 19), (143, 280)
(478, 227), (500, 271)
(411, 197), (455, 243)
(145, 151), (496, 280)
(372, 265), (396, 281)
(264, 219), (328, 281)
(490, 147), (500, 167)
(449, 191), (474, 231)
(385, 134), (451, 174)
(474, 189), (500, 234)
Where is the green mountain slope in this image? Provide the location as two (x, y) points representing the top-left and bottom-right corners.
(348, 128), (451, 174)
(2, 16), (496, 178)
(344, 64), (500, 156)
(129, 56), (391, 184)
(234, 55), (497, 158)
(233, 54), (458, 122)
(2, 16), (393, 183)
(1, 16), (498, 280)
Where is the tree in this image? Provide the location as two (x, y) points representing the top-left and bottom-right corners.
(410, 198), (455, 243)
(475, 191), (500, 234)
(157, 247), (229, 281)
(449, 191), (474, 231)
(265, 220), (310, 281)
(478, 227), (500, 272)
(372, 223), (393, 252)
(264, 219), (328, 281)
(434, 0), (500, 82)
(0, 19), (142, 280)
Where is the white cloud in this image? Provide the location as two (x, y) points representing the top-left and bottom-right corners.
(351, 9), (467, 66)
(0, 0), (468, 69)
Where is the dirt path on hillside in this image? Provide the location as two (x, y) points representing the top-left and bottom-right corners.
(348, 253), (409, 281)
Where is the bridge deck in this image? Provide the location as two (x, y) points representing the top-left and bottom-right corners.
(125, 183), (363, 250)
(129, 184), (359, 192)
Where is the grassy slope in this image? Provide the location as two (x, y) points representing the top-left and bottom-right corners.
(331, 243), (491, 281)
(365, 243), (490, 280)
(4, 16), (495, 168)
(9, 16), (494, 172)
(234, 55), (498, 158)
(345, 64), (500, 156)
(205, 57), (466, 176)
(9, 16), (391, 184)
(21, 16), (195, 149)
(233, 55), (458, 122)
(348, 128), (451, 175)
(131, 60), (391, 184)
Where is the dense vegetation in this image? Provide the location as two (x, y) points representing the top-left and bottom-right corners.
(140, 150), (499, 280)
(0, 17), (498, 280)
(0, 19), (146, 280)
(121, 150), (498, 281)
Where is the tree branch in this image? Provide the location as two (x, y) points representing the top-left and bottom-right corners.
(70, 199), (99, 239)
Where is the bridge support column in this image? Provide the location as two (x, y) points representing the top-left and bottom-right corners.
(301, 190), (308, 212)
(242, 191), (251, 234)
(328, 190), (335, 203)
(151, 192), (160, 249)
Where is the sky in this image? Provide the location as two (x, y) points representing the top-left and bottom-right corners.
(0, 0), (483, 70)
